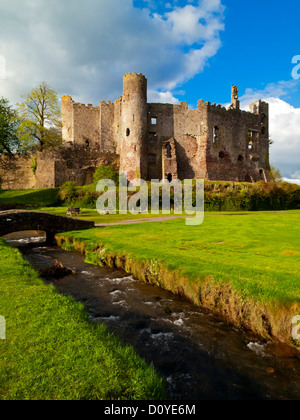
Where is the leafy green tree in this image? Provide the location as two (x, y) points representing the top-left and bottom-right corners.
(0, 97), (20, 155)
(17, 82), (62, 152)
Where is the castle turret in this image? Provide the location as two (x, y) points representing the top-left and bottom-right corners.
(120, 73), (148, 181)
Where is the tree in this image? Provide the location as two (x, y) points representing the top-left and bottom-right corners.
(270, 164), (283, 183)
(17, 82), (62, 152)
(0, 97), (20, 155)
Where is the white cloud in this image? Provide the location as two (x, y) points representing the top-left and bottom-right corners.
(165, 3), (224, 45)
(0, 0), (225, 104)
(148, 89), (180, 104)
(283, 178), (300, 186)
(239, 81), (300, 180)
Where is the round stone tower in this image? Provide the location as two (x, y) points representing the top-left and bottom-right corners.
(120, 73), (148, 181)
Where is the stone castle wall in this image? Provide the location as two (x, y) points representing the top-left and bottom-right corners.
(61, 73), (270, 184)
(0, 147), (119, 190)
(0, 73), (270, 190)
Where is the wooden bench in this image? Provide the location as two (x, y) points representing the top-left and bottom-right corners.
(67, 208), (81, 216)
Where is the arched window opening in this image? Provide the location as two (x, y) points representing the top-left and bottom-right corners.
(126, 128), (130, 137)
(259, 169), (265, 181)
(167, 173), (173, 182)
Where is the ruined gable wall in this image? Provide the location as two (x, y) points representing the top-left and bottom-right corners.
(62, 96), (118, 155)
(73, 103), (100, 148)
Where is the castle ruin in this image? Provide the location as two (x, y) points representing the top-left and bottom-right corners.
(61, 72), (271, 183)
(0, 73), (271, 190)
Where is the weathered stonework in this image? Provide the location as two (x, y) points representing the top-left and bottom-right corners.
(62, 73), (271, 183)
(0, 73), (270, 190)
(0, 147), (119, 190)
(0, 210), (94, 244)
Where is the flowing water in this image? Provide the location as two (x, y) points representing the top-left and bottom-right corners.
(5, 231), (300, 400)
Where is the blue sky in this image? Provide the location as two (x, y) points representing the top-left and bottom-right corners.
(0, 0), (299, 181)
(178, 0), (300, 108)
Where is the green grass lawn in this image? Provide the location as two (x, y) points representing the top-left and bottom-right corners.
(0, 239), (165, 400)
(0, 189), (60, 208)
(58, 213), (300, 306)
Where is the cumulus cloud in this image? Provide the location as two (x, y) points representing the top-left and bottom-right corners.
(239, 80), (300, 182)
(148, 89), (180, 104)
(283, 178), (300, 186)
(0, 0), (225, 104)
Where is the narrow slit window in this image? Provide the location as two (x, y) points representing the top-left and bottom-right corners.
(213, 126), (219, 143)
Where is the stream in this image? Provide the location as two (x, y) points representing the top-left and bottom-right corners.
(5, 231), (300, 400)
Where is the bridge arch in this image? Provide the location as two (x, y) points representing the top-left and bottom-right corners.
(0, 210), (95, 245)
(3, 230), (46, 244)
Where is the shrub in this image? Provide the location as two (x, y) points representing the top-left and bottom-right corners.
(59, 181), (78, 203)
(93, 165), (119, 185)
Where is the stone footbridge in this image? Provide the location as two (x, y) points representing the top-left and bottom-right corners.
(0, 210), (95, 244)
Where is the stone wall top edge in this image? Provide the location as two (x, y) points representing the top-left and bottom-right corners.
(124, 72), (147, 79)
(73, 102), (100, 110)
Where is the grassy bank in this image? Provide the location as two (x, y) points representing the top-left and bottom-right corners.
(0, 239), (165, 400)
(56, 213), (300, 349)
